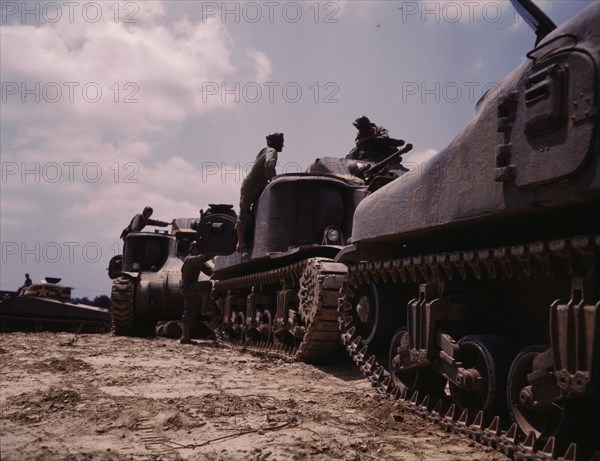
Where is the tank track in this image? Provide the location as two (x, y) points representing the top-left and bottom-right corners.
(213, 257), (347, 362)
(110, 276), (136, 336)
(339, 234), (600, 461)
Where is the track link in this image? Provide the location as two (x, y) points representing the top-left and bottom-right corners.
(110, 276), (135, 336)
(339, 234), (600, 461)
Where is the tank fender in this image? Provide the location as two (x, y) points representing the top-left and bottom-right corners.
(108, 255), (123, 280)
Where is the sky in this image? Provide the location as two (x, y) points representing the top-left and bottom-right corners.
(1, 0), (597, 297)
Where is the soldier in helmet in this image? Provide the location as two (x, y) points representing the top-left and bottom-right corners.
(120, 206), (174, 240)
(236, 132), (284, 254)
(348, 116), (405, 161)
(179, 241), (213, 344)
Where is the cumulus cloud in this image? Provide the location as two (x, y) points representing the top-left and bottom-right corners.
(0, 11), (269, 131)
(0, 0), (274, 293)
(60, 157), (243, 238)
(1, 0), (272, 208)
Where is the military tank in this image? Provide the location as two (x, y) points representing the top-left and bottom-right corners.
(210, 146), (412, 362)
(338, 1), (599, 459)
(108, 208), (239, 337)
(0, 277), (110, 333)
(108, 217), (209, 336)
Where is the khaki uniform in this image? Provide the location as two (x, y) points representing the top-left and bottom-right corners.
(180, 254), (213, 322)
(129, 214), (170, 232)
(239, 146), (278, 227)
(121, 213), (170, 240)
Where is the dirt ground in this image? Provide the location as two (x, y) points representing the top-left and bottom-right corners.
(0, 332), (507, 461)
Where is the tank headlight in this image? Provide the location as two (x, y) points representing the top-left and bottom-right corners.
(325, 227), (341, 243)
(132, 262), (140, 271)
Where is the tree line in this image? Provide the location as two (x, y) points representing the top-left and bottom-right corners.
(72, 294), (110, 309)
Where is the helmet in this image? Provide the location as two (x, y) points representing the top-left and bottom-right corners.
(266, 132), (284, 146)
(353, 116), (371, 129)
(143, 206), (153, 215)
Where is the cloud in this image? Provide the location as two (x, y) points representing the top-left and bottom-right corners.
(0, 0), (273, 228)
(0, 1), (275, 294)
(1, 4), (272, 133)
(60, 156), (243, 238)
(404, 148), (438, 167)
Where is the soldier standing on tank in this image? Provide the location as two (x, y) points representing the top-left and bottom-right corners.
(120, 206), (174, 240)
(236, 132), (284, 254)
(348, 116), (405, 161)
(179, 241), (213, 345)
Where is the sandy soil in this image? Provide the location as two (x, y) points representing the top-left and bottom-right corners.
(0, 332), (507, 461)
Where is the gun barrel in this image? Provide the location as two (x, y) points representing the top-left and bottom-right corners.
(367, 143), (413, 178)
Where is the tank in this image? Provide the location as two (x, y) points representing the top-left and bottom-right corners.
(337, 2), (599, 459)
(108, 217), (211, 336)
(210, 146), (412, 362)
(0, 277), (110, 333)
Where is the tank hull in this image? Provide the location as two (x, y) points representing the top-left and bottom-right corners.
(212, 173), (367, 362)
(339, 5), (600, 460)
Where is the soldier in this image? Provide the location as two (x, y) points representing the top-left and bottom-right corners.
(120, 206), (174, 240)
(179, 241), (213, 344)
(348, 116), (405, 161)
(18, 273), (32, 294)
(236, 132), (284, 254)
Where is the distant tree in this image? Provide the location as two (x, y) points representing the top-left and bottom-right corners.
(73, 296), (92, 305)
(72, 295), (110, 309)
(93, 295), (110, 309)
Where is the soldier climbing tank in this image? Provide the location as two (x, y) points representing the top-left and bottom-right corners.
(337, 1), (599, 460)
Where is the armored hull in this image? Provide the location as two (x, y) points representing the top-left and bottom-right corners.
(212, 173), (367, 362)
(338, 4), (600, 460)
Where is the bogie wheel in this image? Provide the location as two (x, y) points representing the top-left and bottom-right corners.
(389, 327), (447, 398)
(341, 282), (405, 358)
(449, 335), (517, 423)
(507, 345), (599, 456)
(507, 345), (557, 438)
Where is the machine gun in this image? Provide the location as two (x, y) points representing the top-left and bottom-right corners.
(360, 143), (413, 184)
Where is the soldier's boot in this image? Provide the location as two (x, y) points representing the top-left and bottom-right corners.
(180, 321), (197, 345)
